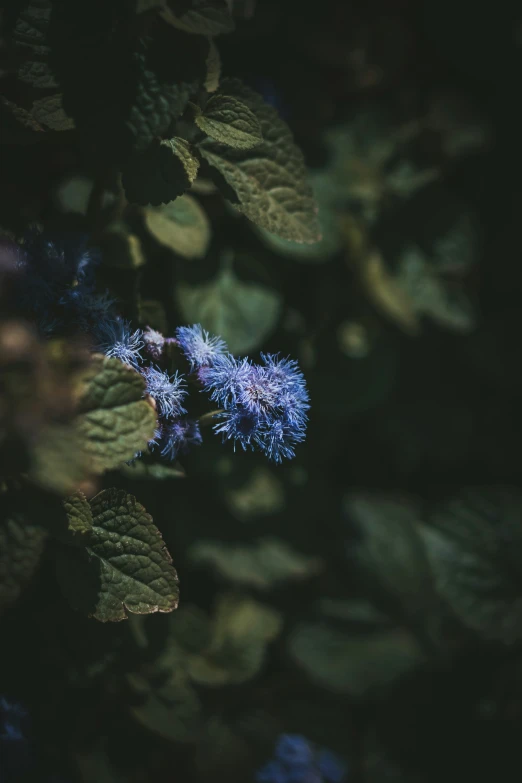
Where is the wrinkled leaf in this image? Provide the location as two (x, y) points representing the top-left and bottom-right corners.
(195, 93), (262, 149)
(0, 511), (47, 614)
(31, 94), (74, 130)
(189, 537), (323, 590)
(144, 194), (211, 259)
(122, 137), (200, 207)
(419, 487), (522, 643)
(288, 622), (424, 697)
(199, 78), (320, 242)
(74, 355), (157, 473)
(176, 262), (282, 353)
(254, 169), (343, 262)
(57, 488), (179, 622)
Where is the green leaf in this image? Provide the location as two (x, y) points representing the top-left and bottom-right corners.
(144, 194), (211, 259)
(176, 260), (282, 353)
(56, 488), (179, 622)
(118, 458), (186, 481)
(419, 487), (522, 643)
(161, 0), (235, 36)
(0, 510), (47, 614)
(123, 137), (200, 206)
(187, 593), (283, 686)
(30, 423), (92, 496)
(128, 670), (202, 742)
(189, 537), (323, 590)
(345, 493), (439, 625)
(198, 78), (320, 242)
(74, 356), (157, 473)
(63, 491), (93, 543)
(31, 94), (74, 130)
(204, 39), (221, 92)
(98, 221), (147, 269)
(11, 0), (58, 89)
(287, 622), (425, 697)
(195, 94), (262, 149)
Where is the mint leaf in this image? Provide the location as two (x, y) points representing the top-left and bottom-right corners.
(63, 491), (93, 543)
(57, 489), (179, 622)
(198, 78), (320, 243)
(123, 138), (200, 206)
(176, 259), (282, 353)
(0, 511), (47, 614)
(195, 94), (262, 149)
(144, 194), (211, 259)
(74, 356), (157, 473)
(31, 94), (74, 131)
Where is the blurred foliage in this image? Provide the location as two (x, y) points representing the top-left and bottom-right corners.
(2, 0), (522, 781)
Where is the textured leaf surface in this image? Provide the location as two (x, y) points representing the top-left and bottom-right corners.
(419, 487), (522, 643)
(63, 492), (93, 543)
(0, 512), (47, 614)
(57, 489), (179, 621)
(196, 94), (262, 149)
(11, 0), (58, 89)
(31, 94), (74, 130)
(189, 538), (323, 589)
(198, 79), (320, 242)
(288, 622), (424, 697)
(145, 194), (211, 259)
(74, 356), (157, 473)
(123, 138), (200, 206)
(176, 263), (281, 353)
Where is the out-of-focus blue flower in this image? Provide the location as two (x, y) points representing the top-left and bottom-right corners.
(159, 417), (203, 461)
(275, 735), (314, 768)
(256, 760), (289, 783)
(175, 324), (228, 371)
(143, 326), (166, 361)
(256, 735), (348, 783)
(93, 316), (143, 367)
(141, 366), (187, 417)
(315, 750), (347, 783)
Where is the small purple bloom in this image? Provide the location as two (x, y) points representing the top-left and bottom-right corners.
(213, 407), (261, 452)
(275, 735), (314, 767)
(141, 366), (187, 417)
(176, 323), (228, 371)
(94, 317), (143, 367)
(256, 760), (289, 783)
(203, 353), (253, 406)
(159, 418), (203, 461)
(143, 326), (166, 361)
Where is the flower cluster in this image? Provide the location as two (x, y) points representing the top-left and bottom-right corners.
(12, 230), (310, 465)
(203, 352), (310, 463)
(256, 735), (348, 783)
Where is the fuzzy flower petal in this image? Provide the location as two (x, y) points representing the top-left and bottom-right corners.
(176, 323), (228, 371)
(94, 317), (143, 367)
(143, 326), (166, 361)
(275, 735), (314, 767)
(159, 418), (203, 461)
(141, 366), (187, 417)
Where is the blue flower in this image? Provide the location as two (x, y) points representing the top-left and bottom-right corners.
(275, 735), (314, 767)
(0, 697), (27, 742)
(159, 418), (203, 461)
(175, 324), (228, 371)
(143, 326), (166, 361)
(204, 352), (309, 462)
(256, 760), (289, 783)
(93, 317), (144, 367)
(315, 750), (348, 783)
(141, 366), (187, 417)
